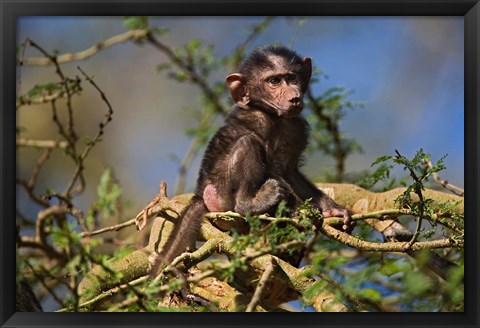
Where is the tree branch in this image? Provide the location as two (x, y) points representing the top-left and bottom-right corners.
(16, 138), (68, 149)
(246, 260), (275, 312)
(21, 29), (149, 66)
(320, 223), (463, 252)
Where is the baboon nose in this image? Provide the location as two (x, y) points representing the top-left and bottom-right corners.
(290, 97), (301, 104)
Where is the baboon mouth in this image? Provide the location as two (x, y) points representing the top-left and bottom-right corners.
(279, 105), (303, 117)
(289, 103), (304, 112)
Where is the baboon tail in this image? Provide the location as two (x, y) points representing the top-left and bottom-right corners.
(150, 195), (208, 277)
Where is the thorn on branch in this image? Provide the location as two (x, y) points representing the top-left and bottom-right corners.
(135, 182), (170, 231)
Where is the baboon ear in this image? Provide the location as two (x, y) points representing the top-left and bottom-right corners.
(226, 73), (249, 107)
(302, 57), (312, 84)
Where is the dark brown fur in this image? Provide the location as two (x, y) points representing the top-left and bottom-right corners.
(150, 45), (351, 276)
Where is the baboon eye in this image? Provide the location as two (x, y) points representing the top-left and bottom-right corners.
(268, 77), (281, 85)
(286, 73), (297, 82)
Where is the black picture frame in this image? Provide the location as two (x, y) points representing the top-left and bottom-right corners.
(1, 1), (478, 327)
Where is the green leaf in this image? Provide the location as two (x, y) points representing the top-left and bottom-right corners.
(123, 16), (149, 30)
(357, 163), (393, 188)
(428, 153), (448, 174)
(186, 39), (202, 54)
(404, 271), (433, 296)
(380, 259), (403, 276)
(371, 155), (394, 166)
(95, 168), (122, 217)
(274, 200), (289, 218)
(358, 288), (382, 303)
(302, 280), (328, 304)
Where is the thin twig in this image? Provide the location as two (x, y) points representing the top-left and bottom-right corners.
(79, 218), (139, 238)
(56, 276), (147, 312)
(246, 260), (275, 312)
(17, 91), (66, 109)
(17, 37), (30, 98)
(50, 99), (71, 147)
(80, 183), (172, 238)
(17, 236), (64, 260)
(288, 17), (304, 49)
(425, 160), (464, 197)
(35, 205), (66, 246)
(231, 17), (274, 69)
(17, 138), (69, 149)
(320, 223), (463, 252)
(63, 66), (114, 197)
(22, 29), (149, 66)
(395, 150), (424, 248)
(24, 260), (66, 308)
(30, 40), (77, 140)
(28, 40), (83, 197)
(107, 296), (140, 312)
(146, 33), (226, 116)
(16, 78), (82, 109)
(244, 240), (306, 262)
(28, 149), (51, 190)
(16, 179), (49, 207)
